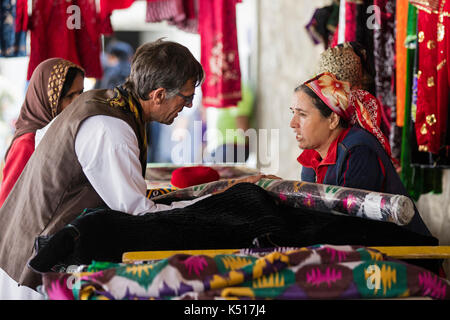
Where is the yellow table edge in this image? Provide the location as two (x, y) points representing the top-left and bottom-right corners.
(122, 246), (450, 263)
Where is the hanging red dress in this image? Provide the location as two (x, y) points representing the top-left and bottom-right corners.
(415, 0), (450, 155)
(27, 0), (103, 80)
(198, 0), (242, 108)
(99, 0), (135, 35)
(344, 0), (358, 42)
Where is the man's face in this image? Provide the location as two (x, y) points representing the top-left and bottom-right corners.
(155, 78), (196, 125)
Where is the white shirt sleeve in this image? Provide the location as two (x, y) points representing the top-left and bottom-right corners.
(75, 115), (209, 215)
(35, 118), (57, 147)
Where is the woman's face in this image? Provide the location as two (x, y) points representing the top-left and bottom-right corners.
(57, 72), (84, 114)
(290, 90), (335, 152)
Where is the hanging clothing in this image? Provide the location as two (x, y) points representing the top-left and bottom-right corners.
(344, 0), (358, 42)
(400, 4), (443, 200)
(335, 1), (377, 102)
(336, 0), (345, 43)
(146, 0), (186, 24)
(99, 0), (135, 35)
(372, 0), (401, 160)
(414, 0), (450, 157)
(14, 0), (27, 32)
(145, 0), (198, 33)
(0, 0), (26, 57)
(410, 0), (440, 12)
(396, 0), (410, 127)
(145, 0), (242, 108)
(305, 1), (340, 49)
(27, 0), (103, 80)
(199, 0), (242, 108)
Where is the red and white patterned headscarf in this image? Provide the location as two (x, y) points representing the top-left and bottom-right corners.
(304, 72), (392, 156)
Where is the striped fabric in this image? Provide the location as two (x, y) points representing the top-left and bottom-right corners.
(145, 0), (186, 23)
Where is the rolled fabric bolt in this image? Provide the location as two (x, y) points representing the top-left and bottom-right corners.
(151, 179), (415, 226)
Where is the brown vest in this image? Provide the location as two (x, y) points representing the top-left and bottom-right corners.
(0, 89), (147, 289)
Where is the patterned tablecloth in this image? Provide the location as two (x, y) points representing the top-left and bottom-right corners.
(40, 245), (450, 300)
(145, 164), (260, 197)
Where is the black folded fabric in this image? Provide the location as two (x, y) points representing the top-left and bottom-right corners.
(29, 183), (440, 275)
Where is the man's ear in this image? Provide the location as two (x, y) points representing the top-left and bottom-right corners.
(149, 88), (165, 105)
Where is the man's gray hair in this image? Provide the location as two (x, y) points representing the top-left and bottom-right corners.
(124, 39), (204, 100)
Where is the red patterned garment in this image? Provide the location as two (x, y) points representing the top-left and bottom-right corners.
(146, 0), (186, 24)
(27, 0), (103, 80)
(15, 0), (28, 32)
(198, 0), (242, 108)
(344, 0), (358, 42)
(373, 0), (398, 158)
(415, 0), (450, 154)
(146, 0), (198, 33)
(99, 0), (135, 35)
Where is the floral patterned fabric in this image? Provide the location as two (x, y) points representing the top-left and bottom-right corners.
(40, 244), (450, 300)
(199, 0), (242, 108)
(150, 178), (416, 226)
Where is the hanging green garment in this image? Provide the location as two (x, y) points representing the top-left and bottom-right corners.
(400, 4), (442, 201)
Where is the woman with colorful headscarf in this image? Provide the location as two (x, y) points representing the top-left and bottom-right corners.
(290, 72), (431, 237)
(0, 58), (85, 208)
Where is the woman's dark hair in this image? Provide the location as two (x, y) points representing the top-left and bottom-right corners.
(295, 84), (348, 128)
(60, 67), (84, 98)
(124, 39), (204, 100)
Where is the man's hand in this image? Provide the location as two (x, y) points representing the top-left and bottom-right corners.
(262, 174), (282, 180)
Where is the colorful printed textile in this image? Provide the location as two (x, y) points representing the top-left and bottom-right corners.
(373, 0), (400, 160)
(40, 244), (450, 300)
(151, 178), (416, 226)
(396, 0), (410, 127)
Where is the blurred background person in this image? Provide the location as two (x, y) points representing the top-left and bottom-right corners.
(95, 40), (134, 90)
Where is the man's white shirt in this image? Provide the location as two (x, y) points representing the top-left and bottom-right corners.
(36, 115), (208, 215)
